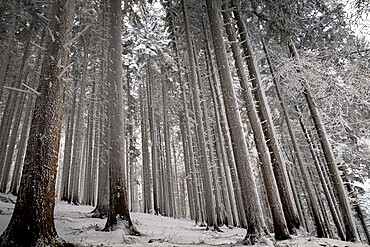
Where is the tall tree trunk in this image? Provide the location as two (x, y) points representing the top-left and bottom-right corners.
(104, 0), (138, 235)
(298, 108), (345, 240)
(172, 141), (181, 218)
(127, 70), (135, 211)
(182, 0), (217, 229)
(205, 48), (238, 226)
(223, 9), (290, 239)
(162, 79), (175, 217)
(290, 42), (359, 242)
(173, 33), (202, 225)
(157, 119), (166, 214)
(83, 78), (96, 205)
(0, 4), (16, 99)
(140, 82), (152, 213)
(147, 56), (160, 215)
(70, 38), (89, 205)
(0, 0), (76, 245)
(194, 43), (224, 226)
(61, 80), (77, 201)
(92, 0), (109, 217)
(179, 115), (194, 220)
(91, 77), (99, 206)
(205, 0), (267, 243)
(9, 29), (45, 196)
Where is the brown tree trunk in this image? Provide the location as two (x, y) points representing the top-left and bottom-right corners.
(0, 0), (76, 245)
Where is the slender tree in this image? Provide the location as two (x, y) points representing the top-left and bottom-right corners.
(290, 42), (359, 242)
(205, 0), (268, 243)
(104, 0), (139, 235)
(222, 8), (290, 239)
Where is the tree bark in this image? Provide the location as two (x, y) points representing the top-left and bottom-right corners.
(92, 0), (109, 217)
(223, 8), (290, 239)
(173, 30), (202, 225)
(104, 0), (139, 235)
(182, 0), (217, 229)
(0, 0), (76, 245)
(162, 79), (175, 217)
(290, 42), (359, 242)
(205, 0), (268, 243)
(298, 109), (346, 240)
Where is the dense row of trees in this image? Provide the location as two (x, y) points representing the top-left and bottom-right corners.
(0, 0), (368, 246)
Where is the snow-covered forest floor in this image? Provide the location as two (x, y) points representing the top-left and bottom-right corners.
(0, 194), (368, 246)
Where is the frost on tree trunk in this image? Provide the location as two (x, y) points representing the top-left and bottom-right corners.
(0, 0), (76, 246)
(222, 8), (290, 240)
(182, 0), (217, 229)
(103, 0), (139, 236)
(232, 7), (300, 235)
(92, 0), (109, 218)
(290, 42), (359, 242)
(205, 0), (268, 243)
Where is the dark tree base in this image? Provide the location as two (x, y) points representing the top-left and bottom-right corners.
(103, 217), (141, 236)
(0, 231), (73, 247)
(275, 231), (292, 241)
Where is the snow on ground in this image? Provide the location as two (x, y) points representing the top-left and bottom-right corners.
(0, 195), (369, 246)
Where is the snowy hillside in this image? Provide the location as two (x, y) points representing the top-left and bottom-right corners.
(0, 195), (368, 247)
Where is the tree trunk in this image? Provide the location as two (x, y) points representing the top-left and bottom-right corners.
(162, 79), (175, 217)
(182, 0), (217, 229)
(61, 80), (77, 201)
(194, 43), (224, 226)
(70, 38), (89, 205)
(127, 70), (135, 211)
(9, 29), (45, 196)
(299, 109), (346, 240)
(92, 0), (109, 217)
(140, 82), (152, 213)
(173, 32), (202, 225)
(104, 0), (139, 235)
(205, 0), (267, 243)
(179, 115), (194, 220)
(147, 55), (160, 215)
(290, 42), (359, 242)
(0, 5), (16, 99)
(0, 0), (76, 245)
(83, 78), (96, 205)
(223, 8), (290, 239)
